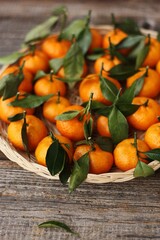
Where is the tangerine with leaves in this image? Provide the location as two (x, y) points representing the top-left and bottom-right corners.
(41, 34), (71, 59)
(34, 72), (67, 97)
(114, 138), (150, 171)
(127, 97), (160, 131)
(0, 65), (33, 93)
(56, 105), (90, 142)
(126, 67), (160, 98)
(7, 115), (48, 152)
(0, 94), (34, 124)
(73, 143), (114, 174)
(102, 28), (127, 53)
(43, 93), (71, 123)
(144, 122), (160, 149)
(79, 73), (121, 105)
(35, 134), (74, 166)
(19, 50), (49, 75)
(94, 54), (121, 74)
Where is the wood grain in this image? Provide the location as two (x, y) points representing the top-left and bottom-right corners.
(0, 1), (160, 239)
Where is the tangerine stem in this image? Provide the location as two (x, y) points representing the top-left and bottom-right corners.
(56, 91), (61, 104)
(50, 70), (54, 82)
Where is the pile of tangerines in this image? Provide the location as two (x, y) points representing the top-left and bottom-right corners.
(0, 8), (160, 191)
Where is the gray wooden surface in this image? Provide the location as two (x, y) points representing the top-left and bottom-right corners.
(0, 1), (160, 240)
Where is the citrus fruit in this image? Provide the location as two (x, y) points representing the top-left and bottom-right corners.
(7, 115), (48, 152)
(73, 143), (114, 174)
(114, 138), (150, 171)
(35, 134), (74, 166)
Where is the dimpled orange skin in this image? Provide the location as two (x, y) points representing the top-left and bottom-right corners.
(41, 35), (71, 59)
(144, 123), (160, 149)
(34, 74), (67, 97)
(96, 115), (111, 137)
(73, 143), (114, 174)
(19, 50), (49, 75)
(127, 97), (160, 131)
(0, 96), (34, 124)
(0, 65), (33, 93)
(56, 105), (89, 142)
(142, 38), (160, 68)
(43, 96), (71, 123)
(114, 138), (150, 171)
(79, 74), (121, 105)
(126, 68), (160, 98)
(35, 134), (74, 166)
(88, 28), (103, 53)
(94, 55), (121, 74)
(7, 115), (48, 152)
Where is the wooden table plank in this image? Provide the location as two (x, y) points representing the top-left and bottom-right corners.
(0, 159), (160, 240)
(0, 1), (160, 239)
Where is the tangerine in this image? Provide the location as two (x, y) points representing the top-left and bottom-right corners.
(127, 97), (160, 131)
(114, 138), (150, 171)
(35, 134), (74, 166)
(73, 143), (114, 174)
(7, 115), (48, 152)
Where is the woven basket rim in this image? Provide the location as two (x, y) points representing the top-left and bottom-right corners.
(0, 24), (160, 184)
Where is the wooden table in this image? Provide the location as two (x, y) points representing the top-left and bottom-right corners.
(0, 1), (160, 239)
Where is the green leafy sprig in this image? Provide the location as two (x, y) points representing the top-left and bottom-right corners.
(133, 133), (155, 177)
(46, 132), (72, 184)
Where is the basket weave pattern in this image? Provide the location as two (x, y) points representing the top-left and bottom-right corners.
(0, 25), (160, 183)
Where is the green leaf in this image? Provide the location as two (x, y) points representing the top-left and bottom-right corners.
(115, 18), (141, 35)
(33, 70), (47, 82)
(82, 100), (106, 110)
(118, 72), (145, 103)
(59, 157), (71, 184)
(116, 35), (145, 49)
(109, 64), (136, 81)
(108, 41), (127, 63)
(0, 51), (24, 65)
(10, 94), (53, 108)
(77, 26), (92, 54)
(95, 105), (113, 117)
(24, 16), (58, 44)
(49, 58), (64, 74)
(8, 112), (25, 122)
(116, 102), (140, 116)
(157, 32), (160, 42)
(69, 152), (90, 192)
(63, 41), (84, 81)
(55, 110), (80, 121)
(38, 220), (78, 236)
(100, 75), (119, 102)
(135, 40), (149, 69)
(0, 64), (24, 100)
(95, 136), (113, 152)
(59, 18), (87, 40)
(144, 148), (160, 161)
(86, 48), (105, 60)
(84, 118), (93, 140)
(134, 160), (155, 177)
(108, 106), (128, 144)
(46, 139), (66, 176)
(21, 115), (30, 157)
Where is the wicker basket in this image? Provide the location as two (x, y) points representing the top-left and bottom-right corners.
(0, 25), (160, 184)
